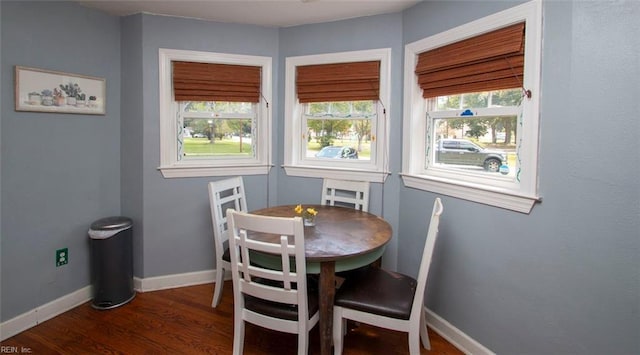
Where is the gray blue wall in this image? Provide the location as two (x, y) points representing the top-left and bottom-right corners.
(1, 1), (121, 321)
(400, 1), (640, 353)
(1, 1), (638, 353)
(120, 14), (145, 277)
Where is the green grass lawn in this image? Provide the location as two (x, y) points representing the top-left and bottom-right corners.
(185, 137), (373, 158)
(184, 138), (252, 156)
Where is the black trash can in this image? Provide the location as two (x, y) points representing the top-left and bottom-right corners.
(89, 216), (135, 310)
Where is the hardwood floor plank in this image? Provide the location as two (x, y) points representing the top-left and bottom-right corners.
(1, 281), (462, 354)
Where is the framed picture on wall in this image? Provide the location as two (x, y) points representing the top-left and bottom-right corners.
(14, 66), (106, 115)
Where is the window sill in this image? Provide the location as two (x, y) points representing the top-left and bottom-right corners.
(283, 165), (389, 183)
(159, 164), (271, 178)
(400, 173), (540, 213)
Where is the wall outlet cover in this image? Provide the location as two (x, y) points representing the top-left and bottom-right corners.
(56, 248), (68, 267)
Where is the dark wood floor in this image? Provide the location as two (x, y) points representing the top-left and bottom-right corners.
(1, 281), (462, 354)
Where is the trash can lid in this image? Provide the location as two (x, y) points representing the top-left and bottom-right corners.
(90, 216), (132, 231)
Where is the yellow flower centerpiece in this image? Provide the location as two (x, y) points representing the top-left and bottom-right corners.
(295, 204), (318, 226)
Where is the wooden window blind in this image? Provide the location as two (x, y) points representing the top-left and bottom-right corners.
(296, 61), (380, 103)
(415, 22), (525, 98)
(172, 61), (261, 102)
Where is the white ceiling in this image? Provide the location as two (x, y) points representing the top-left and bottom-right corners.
(77, 0), (420, 28)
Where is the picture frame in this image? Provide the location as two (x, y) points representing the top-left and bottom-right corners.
(15, 66), (106, 115)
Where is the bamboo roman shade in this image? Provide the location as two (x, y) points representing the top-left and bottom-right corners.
(172, 61), (261, 102)
(296, 61), (380, 103)
(416, 22), (525, 98)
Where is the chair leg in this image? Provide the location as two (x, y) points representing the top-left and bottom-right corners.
(232, 314), (245, 355)
(297, 329), (309, 355)
(419, 307), (431, 350)
(409, 329), (421, 355)
(332, 307), (344, 354)
(212, 266), (225, 307)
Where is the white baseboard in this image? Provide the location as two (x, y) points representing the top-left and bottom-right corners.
(425, 307), (495, 355)
(0, 286), (92, 341)
(134, 269), (230, 292)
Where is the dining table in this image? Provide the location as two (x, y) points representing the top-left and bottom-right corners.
(250, 204), (392, 355)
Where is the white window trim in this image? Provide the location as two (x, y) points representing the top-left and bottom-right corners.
(158, 48), (272, 178)
(283, 48), (391, 183)
(401, 0), (542, 213)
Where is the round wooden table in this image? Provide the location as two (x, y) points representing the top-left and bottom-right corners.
(251, 205), (392, 355)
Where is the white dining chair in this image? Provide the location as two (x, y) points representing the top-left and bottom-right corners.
(320, 178), (370, 212)
(332, 198), (444, 355)
(208, 176), (248, 308)
(227, 210), (319, 355)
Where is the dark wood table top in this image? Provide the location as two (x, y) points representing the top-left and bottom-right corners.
(251, 204), (392, 262)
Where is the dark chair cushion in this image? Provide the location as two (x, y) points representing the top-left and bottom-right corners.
(334, 267), (417, 320)
(222, 245), (231, 263)
(244, 285), (319, 321)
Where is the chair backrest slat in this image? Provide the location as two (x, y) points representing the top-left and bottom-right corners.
(321, 178), (370, 212)
(208, 177), (247, 254)
(227, 210), (309, 320)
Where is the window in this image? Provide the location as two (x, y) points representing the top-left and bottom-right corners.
(179, 101), (255, 159)
(402, 1), (542, 213)
(429, 90), (521, 173)
(159, 49), (272, 178)
(284, 49), (390, 183)
(303, 100), (375, 162)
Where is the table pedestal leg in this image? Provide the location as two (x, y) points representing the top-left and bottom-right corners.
(319, 261), (335, 355)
